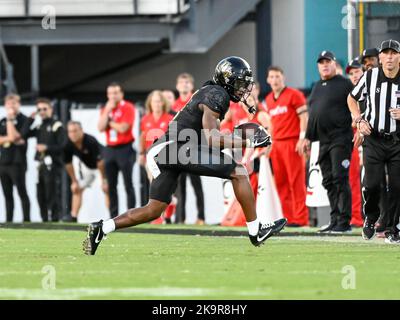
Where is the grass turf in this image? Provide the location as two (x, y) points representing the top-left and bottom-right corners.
(1, 225), (400, 299)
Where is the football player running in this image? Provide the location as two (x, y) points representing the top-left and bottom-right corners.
(83, 56), (287, 255)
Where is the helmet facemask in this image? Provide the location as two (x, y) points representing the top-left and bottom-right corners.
(232, 77), (254, 103)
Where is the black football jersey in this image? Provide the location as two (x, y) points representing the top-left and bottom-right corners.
(165, 82), (230, 144)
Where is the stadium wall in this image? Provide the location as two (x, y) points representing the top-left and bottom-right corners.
(305, 0), (348, 87)
(270, 0), (305, 89)
(73, 22), (257, 94)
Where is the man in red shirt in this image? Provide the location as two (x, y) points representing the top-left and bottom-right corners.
(265, 66), (309, 226)
(98, 82), (136, 218)
(171, 73), (194, 114)
(345, 59), (363, 227)
(171, 73), (205, 224)
(162, 90), (176, 113)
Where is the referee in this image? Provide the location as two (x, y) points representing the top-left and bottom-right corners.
(348, 39), (400, 244)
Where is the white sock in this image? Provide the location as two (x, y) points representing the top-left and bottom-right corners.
(246, 218), (259, 236)
(102, 219), (116, 234)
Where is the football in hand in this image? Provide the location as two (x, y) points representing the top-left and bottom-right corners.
(233, 122), (271, 148)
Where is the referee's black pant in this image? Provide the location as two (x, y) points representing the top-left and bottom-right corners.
(0, 164), (30, 222)
(318, 143), (352, 227)
(104, 143), (136, 218)
(362, 134), (400, 233)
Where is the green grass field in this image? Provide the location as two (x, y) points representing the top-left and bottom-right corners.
(1, 224), (400, 300)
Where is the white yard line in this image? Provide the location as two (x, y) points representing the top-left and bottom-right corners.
(0, 287), (270, 299)
(273, 236), (389, 245)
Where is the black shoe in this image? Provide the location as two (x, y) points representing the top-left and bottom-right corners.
(318, 223), (336, 233)
(83, 220), (104, 255)
(330, 224), (352, 234)
(385, 232), (400, 244)
(62, 215), (77, 223)
(362, 219), (376, 240)
(249, 218), (287, 247)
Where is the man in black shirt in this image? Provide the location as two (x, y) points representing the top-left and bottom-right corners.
(64, 121), (108, 222)
(21, 98), (67, 222)
(0, 94), (30, 222)
(348, 39), (400, 244)
(305, 51), (354, 233)
(83, 56), (287, 255)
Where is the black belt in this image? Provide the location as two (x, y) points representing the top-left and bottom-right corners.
(106, 142), (134, 149)
(372, 131), (400, 142)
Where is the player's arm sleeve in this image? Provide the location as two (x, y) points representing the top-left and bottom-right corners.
(201, 88), (229, 116)
(350, 73), (367, 102)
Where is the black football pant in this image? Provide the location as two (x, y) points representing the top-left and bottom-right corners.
(175, 173), (205, 223)
(0, 164), (30, 222)
(362, 135), (400, 233)
(104, 144), (136, 218)
(318, 143), (352, 227)
(37, 165), (62, 222)
(149, 141), (236, 205)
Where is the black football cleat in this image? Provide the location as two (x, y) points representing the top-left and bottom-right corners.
(362, 218), (376, 240)
(83, 220), (105, 255)
(249, 218), (287, 247)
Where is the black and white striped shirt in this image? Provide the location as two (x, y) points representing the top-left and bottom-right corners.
(351, 67), (400, 133)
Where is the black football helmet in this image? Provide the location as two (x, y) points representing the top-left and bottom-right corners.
(213, 56), (254, 105)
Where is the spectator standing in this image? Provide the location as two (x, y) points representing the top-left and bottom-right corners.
(305, 51), (354, 233)
(345, 59), (364, 227)
(230, 95), (269, 198)
(265, 66), (309, 227)
(348, 39), (400, 243)
(64, 121), (109, 222)
(162, 90), (176, 112)
(171, 73), (194, 114)
(139, 90), (173, 205)
(21, 98), (67, 222)
(98, 82), (137, 218)
(172, 73), (205, 225)
(0, 94), (30, 222)
(360, 47), (380, 71)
